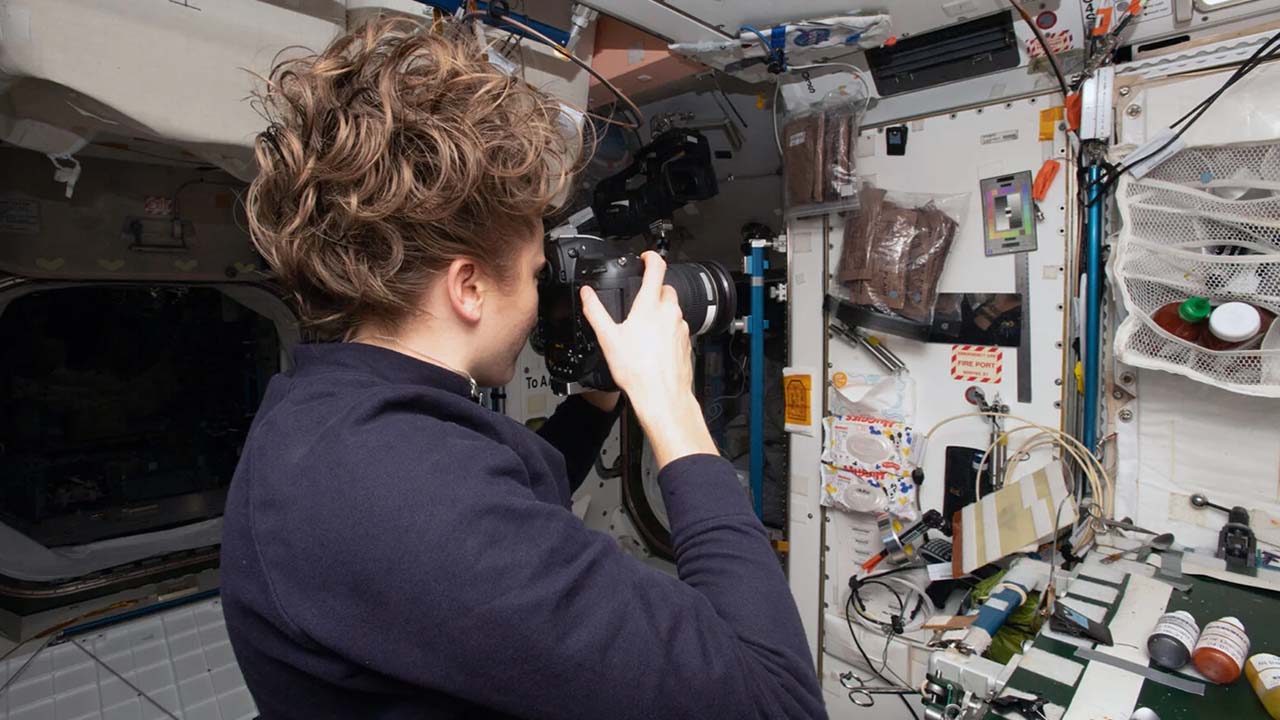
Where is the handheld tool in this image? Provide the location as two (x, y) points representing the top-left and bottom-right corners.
(990, 694), (1049, 720)
(1100, 532), (1174, 564)
(861, 509), (944, 573)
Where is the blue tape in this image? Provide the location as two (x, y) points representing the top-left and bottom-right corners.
(770, 25), (786, 49)
(972, 583), (1028, 637)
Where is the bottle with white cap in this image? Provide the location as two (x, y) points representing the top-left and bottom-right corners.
(1203, 302), (1272, 351)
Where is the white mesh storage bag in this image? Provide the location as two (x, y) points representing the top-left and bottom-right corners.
(1113, 140), (1280, 397)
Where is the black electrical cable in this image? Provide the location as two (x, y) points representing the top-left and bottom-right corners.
(459, 10), (644, 129)
(1171, 32), (1280, 128)
(845, 589), (920, 720)
(1117, 32), (1280, 176)
(1110, 11), (1136, 40)
(1080, 31), (1280, 207)
(1007, 0), (1071, 98)
(889, 665), (921, 719)
(851, 579), (909, 627)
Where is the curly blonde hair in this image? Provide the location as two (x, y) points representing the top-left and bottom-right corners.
(247, 17), (576, 340)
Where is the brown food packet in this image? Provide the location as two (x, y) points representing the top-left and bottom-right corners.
(868, 206), (916, 312)
(783, 113), (824, 207)
(821, 106), (857, 202)
(838, 185), (887, 304)
(900, 202), (959, 323)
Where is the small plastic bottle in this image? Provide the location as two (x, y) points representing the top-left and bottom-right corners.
(1193, 616), (1250, 684)
(1147, 610), (1199, 670)
(1152, 297), (1211, 343)
(1246, 654), (1280, 719)
(1203, 302), (1268, 350)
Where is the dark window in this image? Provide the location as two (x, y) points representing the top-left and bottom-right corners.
(1, 286), (280, 547)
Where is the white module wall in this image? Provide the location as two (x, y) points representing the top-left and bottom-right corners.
(503, 345), (674, 572)
(1111, 49), (1280, 554)
(787, 94), (1072, 718)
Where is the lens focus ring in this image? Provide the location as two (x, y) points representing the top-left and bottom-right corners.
(664, 261), (736, 337)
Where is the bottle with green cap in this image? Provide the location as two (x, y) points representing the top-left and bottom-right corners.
(1152, 296), (1211, 343)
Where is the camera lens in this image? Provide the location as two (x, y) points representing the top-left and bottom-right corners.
(663, 261), (737, 336)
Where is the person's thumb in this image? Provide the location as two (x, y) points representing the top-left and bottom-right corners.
(579, 286), (618, 351)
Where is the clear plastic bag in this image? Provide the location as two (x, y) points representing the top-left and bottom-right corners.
(782, 94), (865, 217)
(828, 372), (915, 425)
(834, 182), (968, 327)
(821, 102), (859, 203)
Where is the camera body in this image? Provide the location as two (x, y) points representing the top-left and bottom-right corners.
(591, 129), (718, 238)
(534, 234), (736, 392)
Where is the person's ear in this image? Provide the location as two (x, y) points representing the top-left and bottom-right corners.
(444, 257), (486, 325)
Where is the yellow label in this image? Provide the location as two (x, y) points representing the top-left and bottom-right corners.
(832, 371), (848, 389)
(1039, 106), (1066, 141)
(784, 373), (812, 426)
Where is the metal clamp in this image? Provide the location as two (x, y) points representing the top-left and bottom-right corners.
(829, 321), (907, 374)
(838, 672), (919, 708)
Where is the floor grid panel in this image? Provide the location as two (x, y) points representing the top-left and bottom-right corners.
(1, 597), (256, 720)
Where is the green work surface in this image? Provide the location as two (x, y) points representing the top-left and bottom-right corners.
(1136, 576), (1277, 720)
(983, 569), (1280, 719)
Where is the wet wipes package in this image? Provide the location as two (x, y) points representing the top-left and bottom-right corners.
(820, 415), (918, 519)
(821, 464), (891, 514)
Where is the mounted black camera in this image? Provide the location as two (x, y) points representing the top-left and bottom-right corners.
(591, 128), (719, 239)
(533, 235), (737, 392)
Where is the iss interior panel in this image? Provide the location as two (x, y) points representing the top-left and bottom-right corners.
(662, 0), (1012, 44)
(0, 595), (255, 720)
(787, 93), (1072, 717)
(1109, 56), (1280, 554)
(654, 0), (1280, 45)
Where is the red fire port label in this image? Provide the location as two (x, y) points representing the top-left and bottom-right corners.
(950, 345), (1004, 384)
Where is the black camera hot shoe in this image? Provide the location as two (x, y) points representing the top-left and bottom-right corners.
(533, 235), (736, 393)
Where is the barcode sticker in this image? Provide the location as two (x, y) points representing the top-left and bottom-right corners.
(788, 131), (807, 147)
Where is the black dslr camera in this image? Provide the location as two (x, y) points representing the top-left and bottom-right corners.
(534, 235), (737, 392)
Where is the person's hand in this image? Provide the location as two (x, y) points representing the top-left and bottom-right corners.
(580, 252), (692, 410)
(579, 252), (717, 468)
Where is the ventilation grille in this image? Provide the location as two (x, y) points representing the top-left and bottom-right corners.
(866, 12), (1021, 97)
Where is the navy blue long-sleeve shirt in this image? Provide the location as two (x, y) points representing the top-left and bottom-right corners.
(221, 342), (825, 719)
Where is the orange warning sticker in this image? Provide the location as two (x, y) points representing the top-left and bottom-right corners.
(1092, 6), (1114, 35)
(1065, 93), (1083, 132)
(950, 345), (1004, 384)
(784, 373), (812, 426)
(832, 371), (848, 389)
